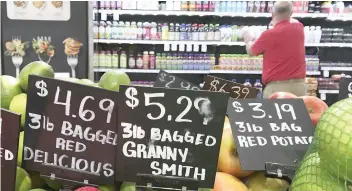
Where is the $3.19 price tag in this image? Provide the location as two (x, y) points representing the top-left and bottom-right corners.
(227, 99), (314, 171)
(116, 85), (229, 189)
(24, 75), (118, 185)
(154, 70), (201, 91)
(203, 75), (259, 99)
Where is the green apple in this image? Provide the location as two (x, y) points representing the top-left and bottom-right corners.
(16, 167), (32, 191)
(17, 131), (24, 166)
(98, 184), (117, 191)
(43, 177), (62, 190)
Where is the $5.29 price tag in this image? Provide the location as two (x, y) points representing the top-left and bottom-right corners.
(24, 75), (118, 185)
(227, 99), (314, 171)
(116, 85), (229, 189)
(203, 76), (259, 99)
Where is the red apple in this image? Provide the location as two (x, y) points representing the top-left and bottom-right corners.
(300, 96), (328, 127)
(269, 92), (298, 99)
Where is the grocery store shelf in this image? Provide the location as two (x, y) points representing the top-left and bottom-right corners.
(321, 67), (352, 71)
(93, 68), (209, 74)
(319, 90), (339, 94)
(94, 39), (352, 48)
(94, 68), (321, 76)
(210, 70), (262, 74)
(94, 39), (246, 46)
(95, 9), (331, 18)
(306, 71), (321, 75)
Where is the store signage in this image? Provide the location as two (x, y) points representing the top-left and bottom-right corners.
(227, 99), (314, 171)
(1, 109), (21, 191)
(339, 77), (352, 100)
(203, 75), (259, 99)
(154, 70), (201, 90)
(116, 85), (229, 189)
(23, 75), (118, 185)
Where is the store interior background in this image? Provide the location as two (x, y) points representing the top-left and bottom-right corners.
(2, 1), (352, 106)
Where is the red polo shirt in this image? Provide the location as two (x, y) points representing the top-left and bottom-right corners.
(250, 19), (306, 85)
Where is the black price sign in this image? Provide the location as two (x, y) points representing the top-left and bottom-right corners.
(203, 75), (259, 99)
(116, 86), (229, 189)
(227, 99), (314, 171)
(339, 77), (352, 100)
(154, 70), (201, 90)
(1, 109), (21, 191)
(23, 75), (118, 185)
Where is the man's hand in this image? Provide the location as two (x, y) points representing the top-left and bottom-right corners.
(243, 30), (256, 44)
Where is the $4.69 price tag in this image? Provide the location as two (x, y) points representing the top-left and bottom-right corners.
(24, 75), (118, 185)
(116, 85), (229, 189)
(203, 76), (259, 99)
(227, 99), (315, 171)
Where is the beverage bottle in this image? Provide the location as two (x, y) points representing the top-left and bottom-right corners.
(118, 21), (125, 39)
(309, 26), (315, 43)
(226, 1), (232, 12)
(207, 24), (214, 41)
(93, 21), (99, 39)
(119, 51), (127, 68)
(161, 53), (167, 69)
(209, 1), (215, 12)
(162, 23), (169, 41)
(130, 21), (137, 40)
(155, 53), (161, 69)
(156, 23), (162, 40)
(149, 51), (155, 69)
(172, 53), (178, 70)
(220, 1), (227, 12)
(142, 51), (149, 69)
(166, 53), (172, 69)
(242, 1), (248, 12)
(128, 53), (136, 69)
(174, 23), (180, 40)
(189, 1), (196, 11)
(183, 53), (189, 70)
(174, 1), (181, 11)
(204, 24), (209, 41)
(186, 24), (192, 40)
(150, 22), (157, 40)
(169, 23), (175, 41)
(192, 24), (199, 41)
(214, 24), (221, 41)
(196, 1), (202, 11)
(99, 21), (106, 39)
(304, 26), (310, 44)
(243, 79), (252, 87)
(254, 79), (263, 98)
(112, 50), (119, 68)
(106, 50), (112, 68)
(260, 1), (266, 13)
(203, 1), (209, 11)
(181, 1), (189, 11)
(315, 26), (322, 43)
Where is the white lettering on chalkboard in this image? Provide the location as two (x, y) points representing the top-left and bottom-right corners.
(121, 122), (145, 139)
(122, 141), (189, 162)
(248, 103), (266, 119)
(236, 122), (263, 133)
(150, 161), (206, 181)
(0, 148), (14, 160)
(54, 86), (72, 116)
(269, 123), (302, 132)
(24, 146), (114, 177)
(237, 136), (267, 147)
(194, 97), (213, 125)
(150, 128), (216, 146)
(55, 138), (87, 152)
(61, 121), (117, 145)
(175, 96), (192, 123)
(28, 113), (54, 131)
(270, 136), (313, 146)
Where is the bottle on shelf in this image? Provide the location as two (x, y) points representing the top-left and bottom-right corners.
(254, 79), (263, 98)
(142, 51), (149, 69)
(155, 53), (161, 69)
(243, 79), (252, 87)
(128, 53), (136, 69)
(136, 53), (143, 69)
(99, 51), (106, 68)
(149, 51), (155, 69)
(120, 51), (127, 68)
(105, 50), (112, 68)
(112, 50), (119, 68)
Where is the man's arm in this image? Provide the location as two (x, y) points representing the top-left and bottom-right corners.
(243, 30), (272, 57)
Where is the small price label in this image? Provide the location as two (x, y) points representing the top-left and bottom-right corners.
(116, 85), (229, 189)
(24, 75), (118, 185)
(154, 70), (201, 91)
(203, 75), (259, 99)
(227, 99), (314, 171)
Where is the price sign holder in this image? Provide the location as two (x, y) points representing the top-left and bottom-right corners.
(264, 162), (295, 184)
(203, 75), (259, 99)
(339, 77), (352, 100)
(1, 109), (21, 191)
(154, 70), (201, 90)
(24, 75), (118, 186)
(135, 174), (199, 191)
(116, 85), (229, 189)
(227, 99), (314, 172)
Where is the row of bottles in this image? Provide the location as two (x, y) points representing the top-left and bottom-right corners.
(94, 20), (267, 42)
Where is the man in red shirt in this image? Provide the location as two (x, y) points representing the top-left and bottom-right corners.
(243, 1), (306, 98)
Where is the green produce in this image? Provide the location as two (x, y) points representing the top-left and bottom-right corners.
(60, 77), (81, 84)
(19, 61), (54, 92)
(119, 182), (137, 191)
(17, 131), (24, 166)
(15, 166), (32, 191)
(80, 79), (98, 87)
(9, 93), (27, 128)
(0, 75), (23, 109)
(29, 171), (46, 189)
(98, 184), (117, 191)
(291, 151), (347, 191)
(315, 98), (352, 182)
(247, 172), (289, 191)
(98, 71), (130, 91)
(43, 178), (62, 190)
(30, 189), (47, 191)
